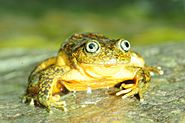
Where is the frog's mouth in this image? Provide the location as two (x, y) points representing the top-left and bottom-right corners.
(75, 51), (145, 68)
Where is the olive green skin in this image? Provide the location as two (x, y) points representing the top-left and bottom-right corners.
(61, 33), (131, 65)
(23, 33), (161, 111)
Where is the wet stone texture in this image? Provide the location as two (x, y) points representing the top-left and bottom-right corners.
(0, 42), (185, 123)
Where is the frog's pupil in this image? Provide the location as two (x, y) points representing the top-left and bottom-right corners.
(89, 43), (95, 49)
(125, 42), (129, 48)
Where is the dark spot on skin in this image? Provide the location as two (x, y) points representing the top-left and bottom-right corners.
(46, 84), (51, 88)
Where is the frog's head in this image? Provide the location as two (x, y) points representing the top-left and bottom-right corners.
(57, 33), (144, 76)
(61, 33), (132, 64)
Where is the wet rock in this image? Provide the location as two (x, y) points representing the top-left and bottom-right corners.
(0, 42), (185, 123)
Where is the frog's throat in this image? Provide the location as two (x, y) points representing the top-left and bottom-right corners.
(61, 62), (140, 91)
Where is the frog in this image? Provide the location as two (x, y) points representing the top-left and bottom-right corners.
(23, 33), (162, 111)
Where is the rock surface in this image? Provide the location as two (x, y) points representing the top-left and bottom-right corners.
(0, 42), (185, 123)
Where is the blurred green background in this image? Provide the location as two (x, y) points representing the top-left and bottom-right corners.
(0, 0), (185, 49)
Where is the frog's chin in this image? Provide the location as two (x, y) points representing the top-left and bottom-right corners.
(78, 63), (137, 79)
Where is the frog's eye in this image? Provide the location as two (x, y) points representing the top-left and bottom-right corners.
(85, 41), (100, 53)
(118, 40), (130, 52)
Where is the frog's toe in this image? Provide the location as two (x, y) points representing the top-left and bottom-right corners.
(22, 95), (35, 106)
(139, 98), (144, 102)
(116, 88), (132, 96)
(120, 87), (145, 102)
(29, 98), (35, 106)
(121, 87), (139, 99)
(51, 101), (68, 111)
(51, 94), (60, 102)
(21, 96), (27, 103)
(50, 94), (68, 111)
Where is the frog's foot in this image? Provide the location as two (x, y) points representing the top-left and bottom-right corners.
(38, 91), (67, 112)
(116, 86), (144, 102)
(145, 66), (164, 76)
(22, 95), (36, 106)
(116, 68), (150, 101)
(50, 94), (68, 111)
(23, 93), (64, 112)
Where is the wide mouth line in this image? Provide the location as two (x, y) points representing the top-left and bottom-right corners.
(80, 62), (127, 66)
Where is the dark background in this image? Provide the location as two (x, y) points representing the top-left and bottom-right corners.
(0, 0), (184, 49)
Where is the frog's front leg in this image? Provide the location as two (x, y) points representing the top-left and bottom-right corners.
(37, 66), (67, 111)
(116, 68), (151, 101)
(28, 57), (57, 82)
